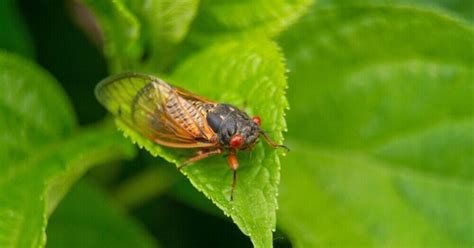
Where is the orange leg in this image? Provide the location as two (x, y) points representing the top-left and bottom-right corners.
(227, 150), (239, 201)
(178, 148), (223, 170)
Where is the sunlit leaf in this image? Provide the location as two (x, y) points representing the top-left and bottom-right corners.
(186, 0), (314, 45)
(111, 39), (288, 247)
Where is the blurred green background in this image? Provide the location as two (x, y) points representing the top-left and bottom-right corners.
(0, 0), (472, 247)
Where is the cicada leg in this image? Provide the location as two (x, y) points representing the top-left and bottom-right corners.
(227, 150), (239, 201)
(177, 148), (223, 170)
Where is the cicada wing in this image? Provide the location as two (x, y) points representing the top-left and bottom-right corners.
(95, 73), (216, 148)
(174, 86), (217, 105)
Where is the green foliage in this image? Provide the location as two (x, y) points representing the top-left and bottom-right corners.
(124, 0), (199, 44)
(47, 181), (157, 248)
(0, 51), (148, 247)
(123, 0), (201, 71)
(278, 145), (474, 247)
(185, 0), (314, 45)
(277, 3), (474, 247)
(77, 0), (306, 246)
(0, 51), (75, 170)
(0, 0), (35, 57)
(116, 39), (288, 247)
(78, 0), (311, 72)
(78, 0), (143, 72)
(319, 0), (474, 22)
(173, 39), (287, 247)
(0, 0), (473, 247)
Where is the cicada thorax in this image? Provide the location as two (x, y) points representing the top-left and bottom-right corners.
(205, 104), (260, 149)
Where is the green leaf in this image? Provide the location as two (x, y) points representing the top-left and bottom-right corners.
(0, 0), (35, 57)
(278, 144), (473, 247)
(279, 5), (474, 178)
(0, 51), (75, 166)
(77, 0), (143, 72)
(77, 0), (313, 72)
(123, 0), (199, 44)
(319, 0), (474, 22)
(47, 181), (158, 248)
(78, 0), (200, 72)
(276, 4), (474, 247)
(123, 0), (200, 71)
(186, 0), (314, 46)
(113, 39), (288, 247)
(0, 51), (136, 247)
(0, 124), (136, 248)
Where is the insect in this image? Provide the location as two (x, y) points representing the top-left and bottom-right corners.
(95, 73), (287, 200)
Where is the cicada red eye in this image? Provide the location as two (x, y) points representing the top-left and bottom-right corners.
(230, 134), (244, 148)
(252, 116), (261, 126)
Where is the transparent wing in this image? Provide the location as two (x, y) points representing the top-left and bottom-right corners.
(95, 73), (216, 148)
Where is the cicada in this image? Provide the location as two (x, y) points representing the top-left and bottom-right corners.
(95, 73), (287, 200)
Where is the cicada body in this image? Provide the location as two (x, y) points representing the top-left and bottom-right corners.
(95, 73), (286, 200)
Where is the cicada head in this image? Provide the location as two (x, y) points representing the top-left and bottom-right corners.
(206, 104), (261, 150)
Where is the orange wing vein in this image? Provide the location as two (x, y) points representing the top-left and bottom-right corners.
(95, 72), (218, 148)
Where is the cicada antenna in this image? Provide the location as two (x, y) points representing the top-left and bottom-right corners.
(259, 130), (290, 152)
